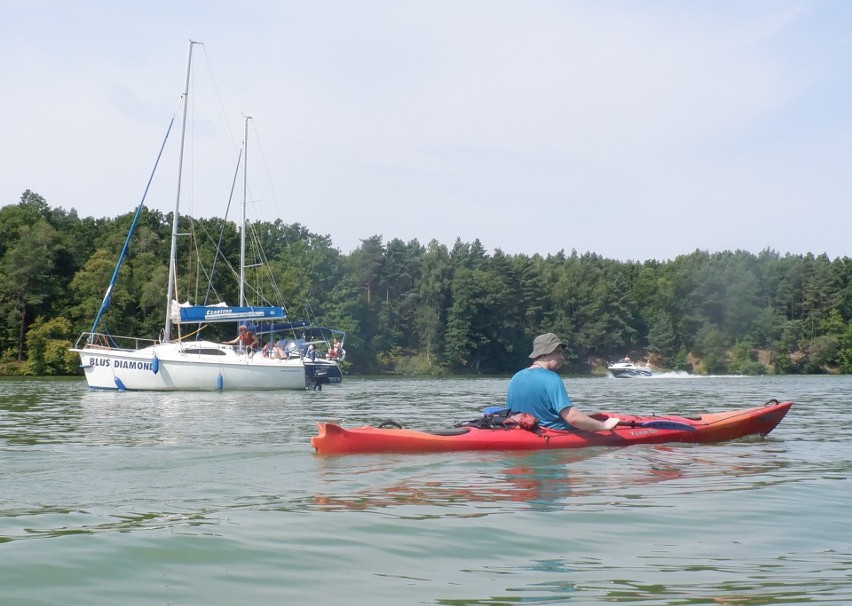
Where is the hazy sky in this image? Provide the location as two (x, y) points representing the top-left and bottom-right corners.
(2, 0), (850, 261)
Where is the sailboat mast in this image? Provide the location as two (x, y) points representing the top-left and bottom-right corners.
(239, 115), (251, 307)
(164, 40), (199, 343)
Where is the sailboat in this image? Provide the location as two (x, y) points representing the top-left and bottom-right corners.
(71, 41), (344, 391)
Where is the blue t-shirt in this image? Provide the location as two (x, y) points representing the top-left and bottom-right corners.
(505, 367), (574, 429)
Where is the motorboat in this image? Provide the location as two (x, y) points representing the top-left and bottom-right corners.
(608, 361), (653, 378)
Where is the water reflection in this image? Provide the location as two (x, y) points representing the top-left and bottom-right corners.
(307, 434), (805, 517)
(0, 379), (85, 445)
(309, 449), (670, 514)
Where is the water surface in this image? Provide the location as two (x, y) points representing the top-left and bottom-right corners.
(1, 375), (849, 604)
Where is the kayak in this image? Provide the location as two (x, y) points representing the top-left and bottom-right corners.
(311, 400), (792, 455)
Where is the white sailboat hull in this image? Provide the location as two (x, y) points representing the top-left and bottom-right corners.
(72, 340), (321, 391)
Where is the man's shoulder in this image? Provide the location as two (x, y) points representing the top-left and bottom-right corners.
(518, 366), (557, 377)
(509, 366), (559, 384)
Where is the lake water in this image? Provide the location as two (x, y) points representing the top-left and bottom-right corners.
(1, 374), (850, 605)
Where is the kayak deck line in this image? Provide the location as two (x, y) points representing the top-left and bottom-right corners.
(311, 400), (793, 455)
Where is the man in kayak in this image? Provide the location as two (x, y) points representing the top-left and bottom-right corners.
(506, 333), (620, 431)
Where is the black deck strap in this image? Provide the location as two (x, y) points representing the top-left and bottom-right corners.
(426, 428), (470, 436)
(377, 420), (403, 429)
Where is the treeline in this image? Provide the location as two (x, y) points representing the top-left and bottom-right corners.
(2, 190), (851, 376)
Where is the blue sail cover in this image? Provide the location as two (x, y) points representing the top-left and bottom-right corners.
(178, 306), (286, 324)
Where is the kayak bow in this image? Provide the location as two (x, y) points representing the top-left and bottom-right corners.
(311, 400), (792, 455)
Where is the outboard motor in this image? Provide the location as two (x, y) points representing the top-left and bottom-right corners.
(306, 366), (330, 391)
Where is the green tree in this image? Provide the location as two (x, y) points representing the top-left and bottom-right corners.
(647, 309), (678, 366)
(444, 267), (513, 373)
(728, 337), (766, 375)
(25, 316), (78, 375)
(0, 220), (62, 360)
(816, 309), (852, 372)
(378, 238), (424, 352)
(343, 235), (387, 371)
(694, 324), (727, 374)
(68, 248), (134, 337)
(415, 240), (453, 363)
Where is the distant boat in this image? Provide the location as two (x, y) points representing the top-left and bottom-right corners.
(607, 361), (654, 378)
(71, 41), (343, 391)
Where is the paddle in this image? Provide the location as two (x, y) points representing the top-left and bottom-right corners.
(617, 419), (697, 431)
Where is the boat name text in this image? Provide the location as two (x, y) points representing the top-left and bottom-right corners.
(88, 357), (153, 371)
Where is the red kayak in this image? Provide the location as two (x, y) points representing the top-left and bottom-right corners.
(311, 400), (792, 455)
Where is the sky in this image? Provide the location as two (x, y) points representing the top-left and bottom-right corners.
(2, 0), (851, 262)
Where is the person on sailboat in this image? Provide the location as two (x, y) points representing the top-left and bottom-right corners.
(223, 325), (259, 356)
(327, 338), (341, 360)
(271, 342), (287, 359)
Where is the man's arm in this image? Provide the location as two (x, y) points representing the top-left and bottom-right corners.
(562, 406), (619, 431)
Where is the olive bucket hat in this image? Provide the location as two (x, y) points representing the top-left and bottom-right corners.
(528, 333), (566, 359)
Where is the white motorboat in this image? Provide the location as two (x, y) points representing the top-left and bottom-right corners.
(607, 361), (654, 378)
